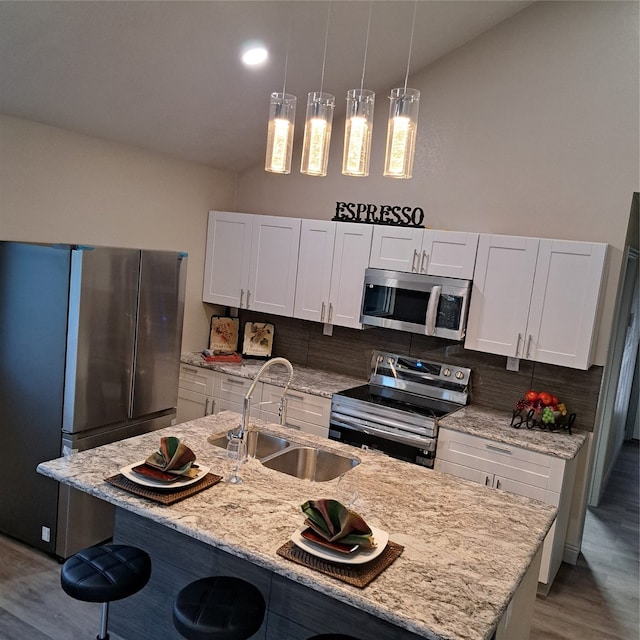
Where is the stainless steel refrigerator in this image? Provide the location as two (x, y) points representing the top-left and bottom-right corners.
(0, 242), (187, 557)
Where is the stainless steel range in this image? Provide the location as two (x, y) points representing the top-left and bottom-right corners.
(329, 351), (470, 468)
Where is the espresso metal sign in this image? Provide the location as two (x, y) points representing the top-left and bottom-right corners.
(332, 201), (425, 227)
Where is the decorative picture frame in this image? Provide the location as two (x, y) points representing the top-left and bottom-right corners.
(209, 316), (239, 353)
(242, 322), (274, 358)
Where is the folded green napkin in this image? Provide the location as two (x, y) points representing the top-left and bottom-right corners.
(145, 436), (198, 478)
(301, 499), (376, 548)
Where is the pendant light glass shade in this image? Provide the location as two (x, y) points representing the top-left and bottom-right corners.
(265, 93), (296, 174)
(342, 89), (375, 177)
(300, 92), (335, 177)
(384, 87), (420, 179)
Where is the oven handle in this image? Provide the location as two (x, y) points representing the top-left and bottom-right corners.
(425, 285), (441, 336)
(330, 403), (437, 437)
(330, 413), (436, 451)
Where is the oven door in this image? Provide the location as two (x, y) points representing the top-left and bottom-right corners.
(329, 413), (436, 468)
(360, 269), (470, 340)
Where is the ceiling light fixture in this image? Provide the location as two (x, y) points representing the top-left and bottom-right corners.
(384, 0), (420, 179)
(300, 1), (335, 177)
(265, 18), (296, 174)
(342, 1), (375, 177)
(242, 46), (268, 67)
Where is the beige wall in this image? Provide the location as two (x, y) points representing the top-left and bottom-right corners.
(0, 115), (237, 351)
(236, 1), (640, 366)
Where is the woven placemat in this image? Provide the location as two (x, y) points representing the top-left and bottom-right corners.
(276, 540), (404, 588)
(104, 472), (222, 505)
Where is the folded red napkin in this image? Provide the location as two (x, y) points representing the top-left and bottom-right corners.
(300, 499), (376, 548)
(144, 436), (198, 478)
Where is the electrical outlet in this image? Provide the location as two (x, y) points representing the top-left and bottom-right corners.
(506, 356), (520, 372)
(41, 526), (50, 542)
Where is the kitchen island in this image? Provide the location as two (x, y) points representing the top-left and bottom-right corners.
(37, 411), (556, 640)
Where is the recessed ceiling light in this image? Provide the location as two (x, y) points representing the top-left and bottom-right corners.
(242, 46), (268, 67)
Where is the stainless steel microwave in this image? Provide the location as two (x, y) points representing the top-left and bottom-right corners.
(360, 269), (471, 340)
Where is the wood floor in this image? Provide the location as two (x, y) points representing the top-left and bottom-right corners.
(0, 442), (637, 640)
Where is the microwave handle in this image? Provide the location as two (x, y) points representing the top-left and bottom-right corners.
(425, 285), (442, 335)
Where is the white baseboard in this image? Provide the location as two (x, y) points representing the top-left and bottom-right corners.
(563, 543), (580, 565)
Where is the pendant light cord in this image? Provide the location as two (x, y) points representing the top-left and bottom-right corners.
(319, 1), (332, 94)
(403, 0), (418, 92)
(359, 1), (373, 92)
(282, 13), (292, 96)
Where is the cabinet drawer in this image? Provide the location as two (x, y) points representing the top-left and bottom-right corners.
(179, 365), (218, 395)
(437, 428), (564, 492)
(219, 374), (253, 400)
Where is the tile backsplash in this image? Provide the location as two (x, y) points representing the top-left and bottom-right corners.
(238, 310), (602, 432)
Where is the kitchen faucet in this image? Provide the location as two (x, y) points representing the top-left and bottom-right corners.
(228, 357), (294, 443)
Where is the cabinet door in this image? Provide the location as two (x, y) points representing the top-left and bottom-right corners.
(328, 222), (373, 329)
(247, 216), (301, 315)
(464, 234), (539, 357)
(293, 220), (336, 322)
(421, 231), (479, 279)
(526, 240), (607, 369)
(368, 226), (423, 272)
(202, 211), (253, 306)
(493, 475), (547, 502)
(434, 458), (493, 487)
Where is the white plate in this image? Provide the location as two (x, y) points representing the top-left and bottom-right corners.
(291, 526), (389, 565)
(120, 461), (210, 490)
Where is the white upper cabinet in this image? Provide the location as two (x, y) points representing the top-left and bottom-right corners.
(293, 220), (336, 323)
(329, 222), (374, 328)
(203, 211), (301, 316)
(294, 221), (373, 329)
(369, 226), (478, 279)
(465, 234), (607, 369)
(203, 211), (252, 308)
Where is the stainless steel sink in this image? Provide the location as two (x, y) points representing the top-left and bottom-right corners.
(207, 430), (291, 460)
(261, 446), (359, 482)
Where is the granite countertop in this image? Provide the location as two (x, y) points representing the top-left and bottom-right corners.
(438, 406), (588, 460)
(38, 411), (556, 640)
(181, 352), (366, 398)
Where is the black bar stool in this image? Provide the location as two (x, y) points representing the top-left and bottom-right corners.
(172, 576), (266, 640)
(60, 544), (151, 640)
(307, 636), (362, 640)
(307, 635), (362, 640)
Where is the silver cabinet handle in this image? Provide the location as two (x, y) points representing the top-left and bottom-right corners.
(412, 249), (420, 272)
(421, 251), (429, 273)
(485, 475), (491, 486)
(246, 290), (251, 308)
(496, 479), (502, 490)
(515, 333), (522, 357)
(183, 366), (198, 375)
(526, 334), (533, 358)
(486, 444), (513, 455)
(424, 285), (441, 336)
(225, 377), (245, 385)
(204, 398), (210, 415)
(239, 289), (244, 308)
(286, 393), (304, 401)
(321, 301), (326, 322)
(328, 303), (333, 323)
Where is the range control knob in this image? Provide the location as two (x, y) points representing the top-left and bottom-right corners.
(455, 370), (465, 380)
(442, 368), (451, 377)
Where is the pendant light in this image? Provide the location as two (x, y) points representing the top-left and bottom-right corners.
(384, 1), (420, 179)
(342, 2), (375, 177)
(265, 18), (296, 174)
(300, 2), (334, 177)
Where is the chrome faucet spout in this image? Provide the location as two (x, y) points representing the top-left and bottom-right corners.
(229, 357), (294, 442)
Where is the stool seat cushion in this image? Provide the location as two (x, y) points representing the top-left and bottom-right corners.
(61, 544), (151, 604)
(173, 576), (265, 640)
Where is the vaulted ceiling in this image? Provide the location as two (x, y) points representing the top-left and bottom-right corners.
(0, 1), (533, 171)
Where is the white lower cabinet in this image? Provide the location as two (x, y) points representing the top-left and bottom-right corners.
(435, 427), (578, 589)
(259, 383), (331, 438)
(176, 365), (220, 423)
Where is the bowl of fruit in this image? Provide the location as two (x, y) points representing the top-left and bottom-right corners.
(512, 390), (574, 432)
